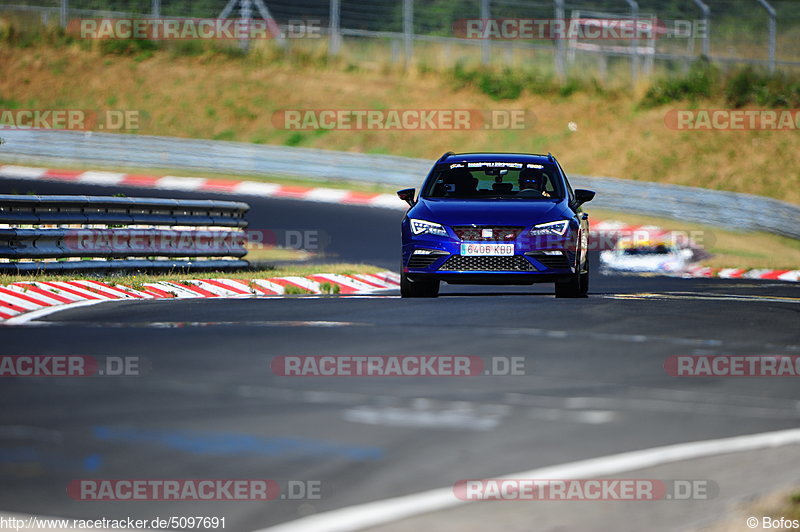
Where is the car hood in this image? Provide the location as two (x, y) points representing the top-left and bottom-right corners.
(412, 198), (567, 226)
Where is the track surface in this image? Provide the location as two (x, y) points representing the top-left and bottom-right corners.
(0, 179), (798, 530)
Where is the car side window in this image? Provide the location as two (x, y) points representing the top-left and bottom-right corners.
(543, 175), (557, 195)
(556, 160), (575, 204)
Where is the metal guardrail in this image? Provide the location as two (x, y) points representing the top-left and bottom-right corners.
(0, 130), (429, 185)
(0, 130), (798, 240)
(567, 175), (800, 240)
(0, 194), (250, 273)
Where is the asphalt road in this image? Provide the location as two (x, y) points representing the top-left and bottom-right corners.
(0, 178), (798, 531)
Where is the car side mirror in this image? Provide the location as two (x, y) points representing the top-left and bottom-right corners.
(573, 189), (595, 207)
(397, 188), (416, 207)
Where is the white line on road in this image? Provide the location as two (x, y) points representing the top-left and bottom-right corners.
(3, 299), (106, 325)
(259, 427), (800, 532)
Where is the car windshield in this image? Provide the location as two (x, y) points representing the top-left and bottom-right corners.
(423, 162), (564, 200)
(622, 245), (672, 256)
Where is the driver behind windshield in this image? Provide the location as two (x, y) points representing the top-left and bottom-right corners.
(518, 168), (551, 197)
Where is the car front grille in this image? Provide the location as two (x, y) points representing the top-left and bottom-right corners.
(407, 253), (447, 269)
(526, 251), (571, 269)
(452, 226), (524, 241)
(440, 255), (536, 272)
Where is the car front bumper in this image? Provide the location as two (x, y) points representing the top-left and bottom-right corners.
(402, 232), (579, 284)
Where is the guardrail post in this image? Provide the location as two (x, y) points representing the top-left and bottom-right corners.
(553, 0), (566, 79)
(60, 0), (67, 28)
(567, 9), (578, 64)
(240, 0), (252, 51)
(220, 0), (285, 51)
(644, 20), (655, 75)
(755, 0), (776, 72)
(692, 0), (710, 57)
(253, 0), (286, 48)
(683, 26), (694, 73)
(329, 0), (341, 56)
(625, 0), (639, 85)
(403, 0), (414, 70)
(480, 0), (491, 65)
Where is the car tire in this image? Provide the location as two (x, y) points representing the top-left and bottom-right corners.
(555, 253), (589, 298)
(555, 274), (581, 298)
(400, 272), (440, 298)
(579, 254), (589, 295)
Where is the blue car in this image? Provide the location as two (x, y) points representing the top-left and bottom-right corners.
(397, 152), (595, 298)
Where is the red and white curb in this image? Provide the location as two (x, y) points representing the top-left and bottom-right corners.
(0, 165), (797, 283)
(682, 266), (800, 282)
(0, 271), (401, 323)
(0, 165), (404, 209)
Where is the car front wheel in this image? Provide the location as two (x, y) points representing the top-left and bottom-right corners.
(400, 272), (440, 298)
(555, 255), (589, 298)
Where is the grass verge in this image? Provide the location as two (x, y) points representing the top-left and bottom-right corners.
(702, 487), (800, 531)
(245, 245), (314, 263)
(787, 491), (800, 520)
(0, 44), (798, 203)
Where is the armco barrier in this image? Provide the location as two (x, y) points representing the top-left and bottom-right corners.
(0, 194), (249, 273)
(0, 130), (798, 239)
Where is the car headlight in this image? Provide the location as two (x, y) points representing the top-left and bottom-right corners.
(529, 220), (570, 236)
(409, 219), (448, 237)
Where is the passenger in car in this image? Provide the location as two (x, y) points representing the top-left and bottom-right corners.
(442, 169), (479, 196)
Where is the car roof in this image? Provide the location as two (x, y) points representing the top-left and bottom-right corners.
(439, 152), (555, 164)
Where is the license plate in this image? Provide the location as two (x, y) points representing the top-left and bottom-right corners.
(460, 243), (514, 256)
